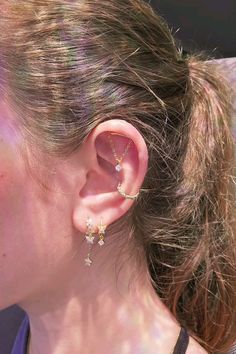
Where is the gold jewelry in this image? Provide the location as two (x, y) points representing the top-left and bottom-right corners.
(84, 217), (95, 266)
(117, 182), (140, 200)
(84, 217), (107, 266)
(108, 133), (133, 172)
(108, 133), (140, 200)
(97, 217), (106, 246)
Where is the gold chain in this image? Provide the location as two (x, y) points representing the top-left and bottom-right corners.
(108, 133), (132, 166)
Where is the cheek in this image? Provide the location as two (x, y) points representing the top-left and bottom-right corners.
(0, 103), (63, 308)
(0, 154), (72, 310)
(0, 150), (49, 309)
(0, 157), (35, 308)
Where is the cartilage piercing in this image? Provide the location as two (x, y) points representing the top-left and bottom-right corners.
(108, 133), (133, 172)
(108, 133), (140, 200)
(117, 182), (140, 200)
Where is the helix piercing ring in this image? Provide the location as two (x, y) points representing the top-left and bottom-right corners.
(117, 183), (140, 200)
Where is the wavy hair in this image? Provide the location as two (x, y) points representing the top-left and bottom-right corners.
(0, 0), (236, 352)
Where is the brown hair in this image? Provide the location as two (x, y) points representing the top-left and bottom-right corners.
(0, 0), (236, 352)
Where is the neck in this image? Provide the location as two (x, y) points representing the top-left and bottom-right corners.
(20, 237), (180, 354)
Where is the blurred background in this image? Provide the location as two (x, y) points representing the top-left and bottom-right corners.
(149, 0), (236, 58)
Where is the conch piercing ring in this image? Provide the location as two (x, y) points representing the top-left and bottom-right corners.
(117, 182), (140, 200)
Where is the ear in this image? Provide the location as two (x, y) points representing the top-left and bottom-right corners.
(72, 119), (148, 234)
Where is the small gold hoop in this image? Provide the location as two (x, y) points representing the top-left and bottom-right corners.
(117, 183), (140, 200)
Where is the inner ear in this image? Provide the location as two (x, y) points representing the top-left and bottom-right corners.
(95, 132), (119, 179)
(95, 132), (114, 165)
(95, 131), (134, 169)
(79, 133), (118, 198)
(97, 153), (115, 175)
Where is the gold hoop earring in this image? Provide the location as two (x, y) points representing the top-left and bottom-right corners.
(117, 183), (140, 200)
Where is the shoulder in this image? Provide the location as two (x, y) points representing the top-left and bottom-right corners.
(186, 336), (208, 354)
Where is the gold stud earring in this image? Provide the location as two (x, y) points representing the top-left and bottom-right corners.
(97, 217), (106, 246)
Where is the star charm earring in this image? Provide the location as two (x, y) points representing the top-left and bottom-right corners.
(84, 254), (92, 266)
(97, 218), (106, 246)
(84, 217), (95, 266)
(85, 217), (95, 244)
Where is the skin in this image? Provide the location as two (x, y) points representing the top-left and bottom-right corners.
(0, 96), (207, 354)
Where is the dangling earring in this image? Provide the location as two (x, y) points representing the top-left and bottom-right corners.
(108, 133), (133, 172)
(108, 132), (140, 200)
(97, 217), (106, 246)
(84, 216), (95, 266)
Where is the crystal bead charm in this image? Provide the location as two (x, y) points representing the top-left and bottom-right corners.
(115, 163), (122, 172)
(98, 239), (105, 246)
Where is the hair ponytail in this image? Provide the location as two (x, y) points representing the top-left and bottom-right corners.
(141, 54), (236, 353)
(184, 56), (236, 350)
